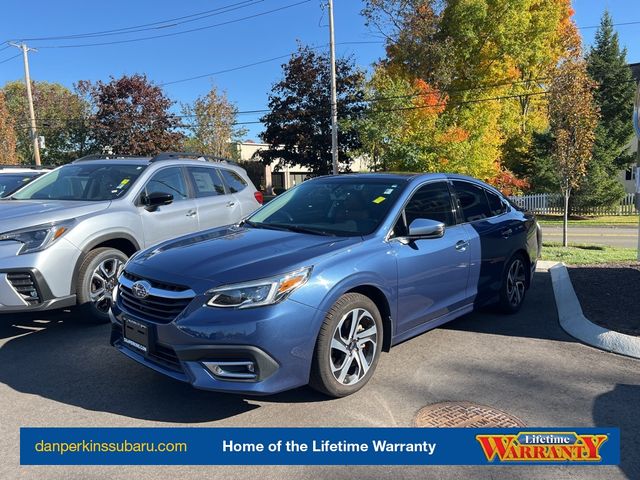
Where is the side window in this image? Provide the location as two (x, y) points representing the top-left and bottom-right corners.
(485, 189), (507, 216)
(187, 167), (226, 197)
(404, 182), (456, 228)
(219, 169), (247, 193)
(144, 167), (188, 201)
(453, 181), (492, 222)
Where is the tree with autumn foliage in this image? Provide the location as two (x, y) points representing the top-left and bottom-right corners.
(362, 0), (581, 186)
(548, 58), (599, 246)
(181, 84), (247, 158)
(80, 74), (183, 156)
(0, 91), (18, 164)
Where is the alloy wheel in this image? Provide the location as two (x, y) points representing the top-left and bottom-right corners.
(89, 257), (123, 313)
(330, 307), (378, 386)
(506, 259), (526, 308)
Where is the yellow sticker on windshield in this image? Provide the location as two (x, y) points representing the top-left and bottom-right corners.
(373, 196), (386, 204)
(116, 178), (130, 189)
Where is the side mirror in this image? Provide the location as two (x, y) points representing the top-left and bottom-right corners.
(407, 218), (445, 239)
(142, 191), (174, 211)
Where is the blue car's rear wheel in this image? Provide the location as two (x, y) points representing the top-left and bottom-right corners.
(499, 253), (528, 313)
(309, 293), (383, 397)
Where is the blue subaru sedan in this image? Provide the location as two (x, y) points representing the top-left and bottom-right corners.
(110, 173), (541, 397)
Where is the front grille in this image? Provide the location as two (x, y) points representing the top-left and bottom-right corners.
(118, 273), (194, 324)
(122, 271), (187, 292)
(7, 272), (41, 305)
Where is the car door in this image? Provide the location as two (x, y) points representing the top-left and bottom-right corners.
(218, 168), (249, 219)
(392, 181), (472, 334)
(186, 166), (239, 230)
(138, 166), (198, 247)
(452, 180), (516, 305)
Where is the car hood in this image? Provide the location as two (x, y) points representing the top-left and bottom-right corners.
(129, 226), (361, 287)
(0, 200), (111, 232)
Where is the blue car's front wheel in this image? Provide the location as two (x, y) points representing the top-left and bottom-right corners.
(309, 293), (383, 397)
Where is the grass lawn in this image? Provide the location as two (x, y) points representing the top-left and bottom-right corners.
(541, 242), (638, 265)
(536, 214), (638, 227)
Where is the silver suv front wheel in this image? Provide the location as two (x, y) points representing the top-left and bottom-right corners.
(76, 247), (128, 323)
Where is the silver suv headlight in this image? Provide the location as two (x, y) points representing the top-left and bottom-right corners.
(206, 267), (312, 309)
(0, 219), (77, 255)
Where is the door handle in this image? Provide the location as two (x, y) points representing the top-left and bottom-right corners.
(501, 228), (513, 238)
(455, 240), (469, 251)
(226, 201), (236, 207)
(186, 210), (197, 217)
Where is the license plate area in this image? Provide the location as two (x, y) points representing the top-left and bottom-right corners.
(122, 318), (149, 353)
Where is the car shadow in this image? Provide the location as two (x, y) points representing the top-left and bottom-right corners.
(0, 309), (325, 424)
(441, 271), (577, 343)
(593, 384), (640, 479)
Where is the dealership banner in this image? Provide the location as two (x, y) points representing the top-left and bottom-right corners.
(20, 427), (619, 466)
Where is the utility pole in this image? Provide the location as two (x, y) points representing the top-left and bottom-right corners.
(10, 42), (41, 166)
(327, 0), (339, 175)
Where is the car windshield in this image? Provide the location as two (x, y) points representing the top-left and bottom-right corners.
(0, 174), (39, 198)
(12, 163), (147, 201)
(247, 177), (406, 236)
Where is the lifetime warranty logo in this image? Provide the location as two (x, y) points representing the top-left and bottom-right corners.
(476, 432), (608, 462)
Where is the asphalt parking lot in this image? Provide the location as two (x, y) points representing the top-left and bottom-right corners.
(0, 270), (638, 480)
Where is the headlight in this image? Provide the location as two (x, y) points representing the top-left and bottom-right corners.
(0, 220), (76, 255)
(206, 267), (312, 309)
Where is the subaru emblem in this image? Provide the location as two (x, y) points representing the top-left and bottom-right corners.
(131, 280), (151, 299)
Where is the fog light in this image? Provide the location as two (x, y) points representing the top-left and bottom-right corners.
(202, 361), (257, 380)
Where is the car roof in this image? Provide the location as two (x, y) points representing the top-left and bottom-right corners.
(308, 172), (483, 183)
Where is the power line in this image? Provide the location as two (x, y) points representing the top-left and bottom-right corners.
(579, 20), (640, 30)
(12, 0), (262, 42)
(159, 41), (383, 86)
(0, 52), (22, 65)
(13, 76), (636, 131)
(32, 0), (312, 49)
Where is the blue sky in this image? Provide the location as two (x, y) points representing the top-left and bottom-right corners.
(0, 0), (638, 140)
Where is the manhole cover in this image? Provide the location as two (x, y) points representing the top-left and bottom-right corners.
(414, 401), (526, 428)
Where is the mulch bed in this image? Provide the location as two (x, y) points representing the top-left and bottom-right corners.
(568, 263), (640, 337)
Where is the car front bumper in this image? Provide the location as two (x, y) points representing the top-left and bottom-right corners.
(110, 293), (325, 395)
(0, 239), (80, 313)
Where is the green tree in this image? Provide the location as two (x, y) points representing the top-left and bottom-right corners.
(548, 58), (599, 246)
(181, 84), (247, 158)
(258, 45), (365, 175)
(81, 74), (183, 155)
(576, 10), (637, 208)
(0, 91), (18, 164)
(3, 80), (92, 163)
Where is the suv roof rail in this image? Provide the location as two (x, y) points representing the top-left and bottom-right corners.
(73, 154), (145, 163)
(150, 151), (238, 166)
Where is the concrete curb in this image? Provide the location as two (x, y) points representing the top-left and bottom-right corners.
(549, 262), (640, 359)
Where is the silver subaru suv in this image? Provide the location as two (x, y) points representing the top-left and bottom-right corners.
(0, 152), (262, 322)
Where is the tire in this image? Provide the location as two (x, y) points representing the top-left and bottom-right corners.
(498, 253), (528, 314)
(309, 293), (383, 398)
(76, 247), (128, 324)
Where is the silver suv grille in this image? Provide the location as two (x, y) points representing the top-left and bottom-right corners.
(117, 271), (195, 324)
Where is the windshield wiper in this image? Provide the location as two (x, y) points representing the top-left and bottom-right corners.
(243, 220), (333, 236)
(242, 220), (291, 232)
(267, 223), (335, 236)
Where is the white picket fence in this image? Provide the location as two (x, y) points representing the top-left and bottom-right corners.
(509, 192), (638, 216)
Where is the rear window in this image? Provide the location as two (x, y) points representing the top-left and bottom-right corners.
(219, 169), (247, 193)
(485, 189), (508, 216)
(453, 181), (493, 222)
(187, 167), (226, 197)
